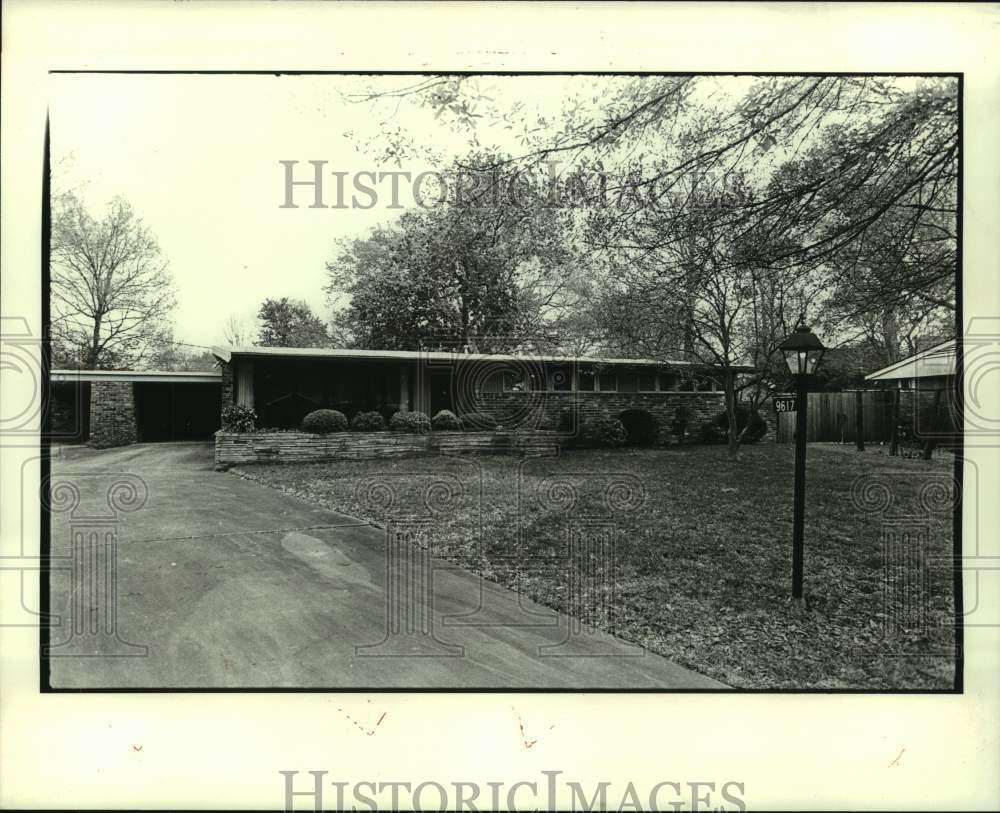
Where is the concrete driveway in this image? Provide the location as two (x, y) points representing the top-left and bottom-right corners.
(47, 442), (723, 689)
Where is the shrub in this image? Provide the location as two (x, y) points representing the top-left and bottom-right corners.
(221, 404), (257, 433)
(461, 412), (498, 431)
(300, 408), (348, 434)
(585, 417), (627, 448)
(716, 405), (768, 444)
(698, 420), (725, 444)
(670, 405), (692, 442)
(535, 410), (560, 431)
(618, 408), (660, 446)
(431, 409), (463, 430)
(558, 406), (578, 433)
(350, 410), (386, 432)
(390, 410), (431, 433)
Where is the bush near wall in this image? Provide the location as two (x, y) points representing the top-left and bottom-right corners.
(351, 411), (386, 431)
(301, 409), (348, 434)
(476, 391), (725, 443)
(716, 405), (768, 444)
(579, 416), (628, 447)
(390, 410), (431, 433)
(221, 404), (257, 433)
(460, 412), (499, 431)
(618, 408), (660, 446)
(431, 410), (463, 430)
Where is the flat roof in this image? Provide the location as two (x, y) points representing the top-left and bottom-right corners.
(864, 339), (955, 382)
(211, 345), (751, 370)
(51, 369), (221, 384)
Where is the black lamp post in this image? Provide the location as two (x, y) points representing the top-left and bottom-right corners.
(778, 321), (827, 603)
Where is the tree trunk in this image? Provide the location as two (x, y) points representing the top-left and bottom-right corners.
(724, 368), (740, 461)
(86, 316), (102, 368)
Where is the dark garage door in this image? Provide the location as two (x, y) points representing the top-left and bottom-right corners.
(134, 382), (221, 442)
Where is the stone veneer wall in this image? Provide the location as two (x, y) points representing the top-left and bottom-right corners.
(474, 391), (727, 442)
(88, 381), (138, 448)
(215, 430), (563, 467)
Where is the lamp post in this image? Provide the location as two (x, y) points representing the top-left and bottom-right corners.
(778, 321), (826, 603)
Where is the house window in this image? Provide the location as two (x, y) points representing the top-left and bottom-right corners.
(637, 373), (658, 392)
(503, 371), (526, 392)
(528, 371), (544, 391)
(660, 373), (679, 391)
(578, 367), (596, 392)
(598, 371), (618, 392)
(697, 376), (717, 392)
(551, 366), (572, 392)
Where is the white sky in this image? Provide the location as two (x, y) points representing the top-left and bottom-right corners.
(48, 73), (599, 348)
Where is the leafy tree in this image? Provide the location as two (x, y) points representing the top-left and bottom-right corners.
(257, 297), (332, 347)
(326, 152), (577, 352)
(50, 192), (176, 369)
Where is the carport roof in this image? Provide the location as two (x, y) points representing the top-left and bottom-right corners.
(864, 339), (955, 382)
(211, 345), (754, 371)
(51, 369), (222, 384)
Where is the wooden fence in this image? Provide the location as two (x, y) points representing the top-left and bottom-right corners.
(773, 388), (959, 445)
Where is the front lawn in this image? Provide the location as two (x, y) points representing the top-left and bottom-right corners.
(231, 443), (957, 689)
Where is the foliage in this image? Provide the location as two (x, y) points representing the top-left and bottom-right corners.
(300, 409), (348, 434)
(325, 151), (580, 352)
(586, 417), (628, 448)
(715, 406), (769, 444)
(431, 410), (463, 430)
(389, 411), (431, 433)
(350, 410), (386, 432)
(534, 411), (560, 431)
(670, 406), (692, 441)
(558, 406), (579, 433)
(698, 420), (726, 445)
(257, 298), (332, 348)
(618, 408), (660, 446)
(50, 192), (176, 369)
(221, 404), (257, 433)
(460, 412), (499, 431)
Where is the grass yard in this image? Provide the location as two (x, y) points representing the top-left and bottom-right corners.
(231, 443), (957, 689)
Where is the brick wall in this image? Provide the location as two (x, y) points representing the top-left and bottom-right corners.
(474, 391), (726, 442)
(220, 361), (234, 408)
(89, 381), (138, 448)
(215, 430), (563, 467)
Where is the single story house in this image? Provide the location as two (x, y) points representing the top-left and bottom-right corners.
(864, 338), (960, 441)
(864, 338), (956, 390)
(51, 346), (747, 448)
(212, 345), (739, 436)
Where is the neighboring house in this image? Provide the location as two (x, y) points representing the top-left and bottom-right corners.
(49, 345), (745, 448)
(864, 338), (956, 390)
(864, 338), (960, 443)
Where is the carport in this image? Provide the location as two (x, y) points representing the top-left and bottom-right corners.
(50, 369), (222, 447)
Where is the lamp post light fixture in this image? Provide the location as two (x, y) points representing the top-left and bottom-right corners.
(778, 321), (827, 604)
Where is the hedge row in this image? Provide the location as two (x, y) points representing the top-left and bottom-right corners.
(220, 404), (768, 444)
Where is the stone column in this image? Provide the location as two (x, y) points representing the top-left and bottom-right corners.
(88, 381), (138, 448)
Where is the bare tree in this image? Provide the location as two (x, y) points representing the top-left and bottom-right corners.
(222, 313), (258, 347)
(50, 193), (175, 369)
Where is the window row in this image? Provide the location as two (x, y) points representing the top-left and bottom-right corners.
(501, 368), (718, 393)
